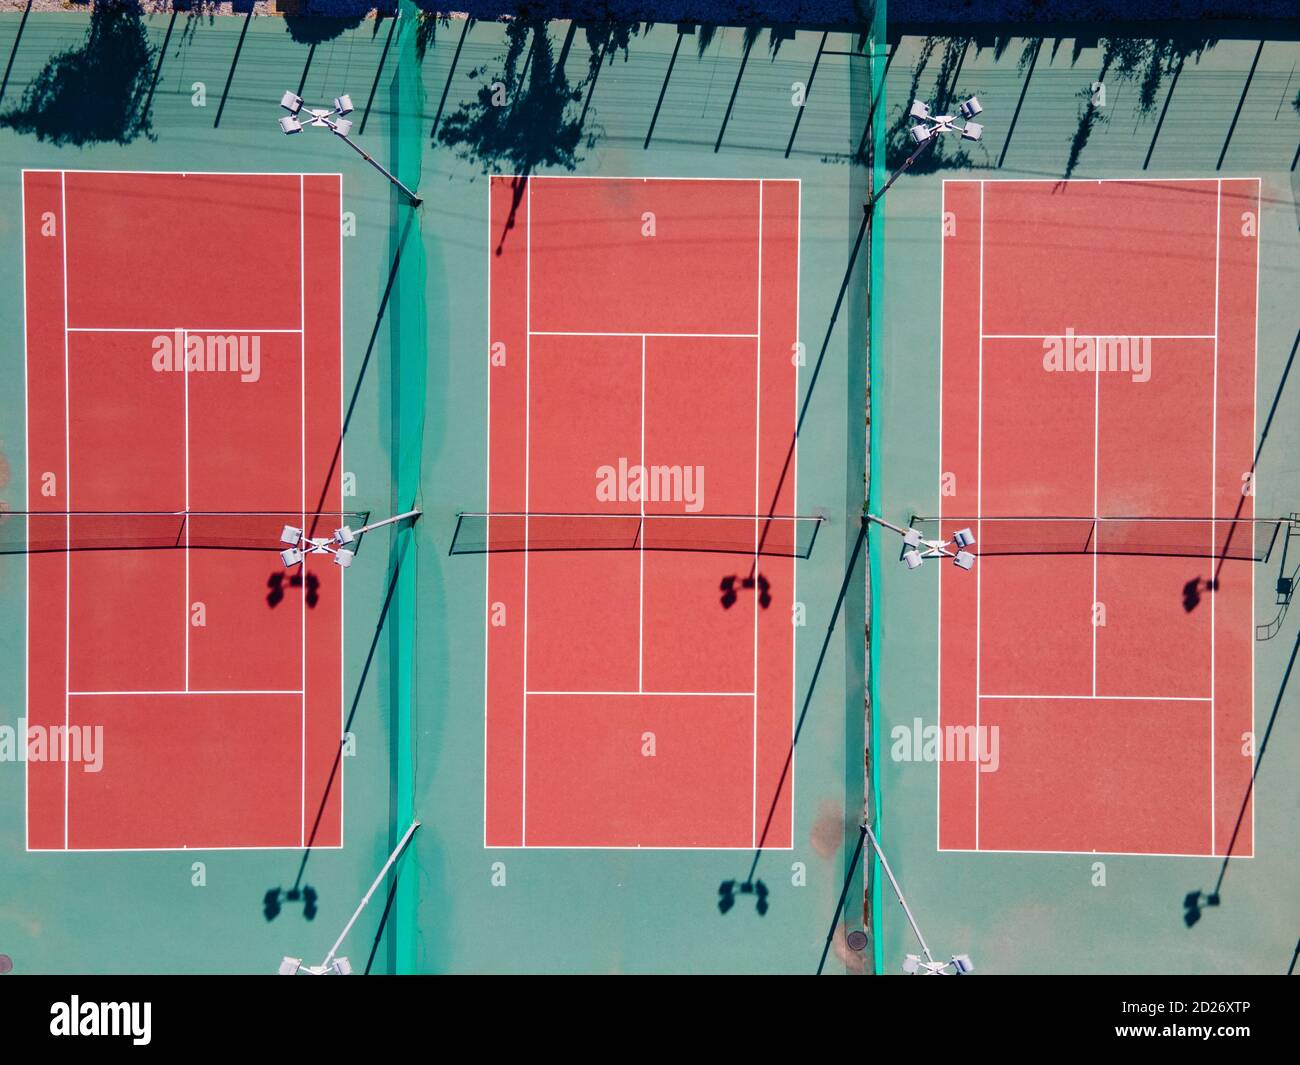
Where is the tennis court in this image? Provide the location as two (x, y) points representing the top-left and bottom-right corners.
(21, 170), (346, 850)
(484, 176), (802, 848)
(934, 178), (1260, 857)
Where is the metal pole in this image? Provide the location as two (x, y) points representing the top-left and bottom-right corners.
(862, 820), (935, 964)
(867, 135), (937, 210)
(864, 512), (912, 539)
(321, 819), (421, 969)
(334, 130), (423, 206)
(352, 507), (422, 537)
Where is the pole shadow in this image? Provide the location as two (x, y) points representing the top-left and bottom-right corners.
(262, 533), (410, 921)
(1183, 623), (1298, 927)
(716, 520), (867, 917)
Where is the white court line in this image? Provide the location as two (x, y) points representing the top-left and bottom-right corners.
(530, 330), (758, 339)
(69, 690), (306, 697)
(935, 184), (945, 854)
(974, 181), (984, 850)
(65, 327), (303, 334)
(982, 333), (1214, 340)
(487, 843), (796, 851)
(497, 176), (800, 851)
(639, 334), (646, 693)
(1210, 179), (1221, 856)
(978, 693), (1213, 702)
(184, 326), (190, 693)
(498, 173), (769, 183)
(299, 176), (306, 849)
(1250, 179), (1261, 860)
(945, 176), (1233, 186)
(790, 178), (801, 837)
(522, 177), (532, 846)
(336, 172), (347, 851)
(1092, 335), (1100, 696)
(937, 846), (1248, 859)
(526, 690), (756, 697)
(21, 173), (30, 853)
(483, 179), (492, 848)
(23, 169), (342, 178)
(752, 181), (763, 849)
(953, 175), (1258, 859)
(30, 843), (345, 854)
(61, 171), (70, 851)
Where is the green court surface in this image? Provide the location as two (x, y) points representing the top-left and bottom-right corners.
(0, 9), (870, 973)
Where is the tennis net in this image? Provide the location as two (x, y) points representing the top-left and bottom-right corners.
(449, 512), (825, 558)
(0, 510), (371, 554)
(910, 515), (1290, 562)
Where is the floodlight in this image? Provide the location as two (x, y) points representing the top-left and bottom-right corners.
(869, 98), (992, 212)
(902, 528), (923, 548)
(954, 550), (976, 570)
(952, 528), (975, 548)
(275, 90), (422, 206)
(333, 526), (355, 546)
(280, 547), (304, 568)
(952, 954), (975, 974)
(903, 550), (924, 570)
(278, 956), (303, 975)
(281, 525), (302, 546)
(333, 549), (355, 568)
(329, 957), (353, 975)
(903, 954), (922, 973)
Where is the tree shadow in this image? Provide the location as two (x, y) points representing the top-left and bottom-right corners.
(415, 9), (451, 61)
(279, 0), (386, 46)
(1064, 36), (1216, 178)
(437, 19), (595, 202)
(0, 2), (156, 146)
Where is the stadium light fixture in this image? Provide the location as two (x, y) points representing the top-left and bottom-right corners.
(868, 96), (988, 211)
(863, 819), (973, 975)
(865, 512), (975, 571)
(279, 508), (421, 570)
(277, 90), (422, 207)
(279, 820), (421, 976)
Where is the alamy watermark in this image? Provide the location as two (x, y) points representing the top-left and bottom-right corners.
(595, 458), (705, 513)
(0, 719), (103, 773)
(890, 717), (1000, 773)
(1043, 328), (1151, 383)
(151, 330), (262, 383)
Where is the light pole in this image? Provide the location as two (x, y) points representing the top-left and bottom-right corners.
(278, 91), (423, 207)
(278, 819), (421, 975)
(864, 511), (976, 571)
(279, 507), (421, 569)
(867, 96), (985, 211)
(863, 819), (974, 975)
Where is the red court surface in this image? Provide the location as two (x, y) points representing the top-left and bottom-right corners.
(485, 176), (800, 848)
(22, 170), (345, 851)
(938, 178), (1260, 857)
